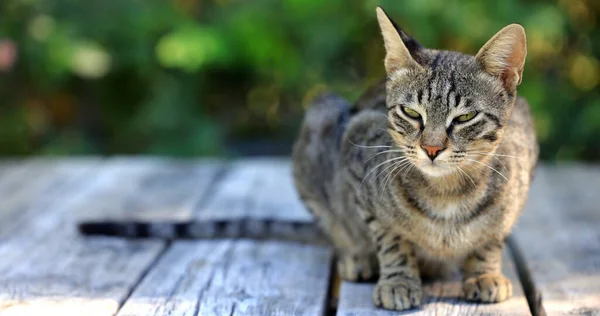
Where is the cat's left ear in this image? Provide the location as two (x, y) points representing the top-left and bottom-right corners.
(476, 24), (527, 90)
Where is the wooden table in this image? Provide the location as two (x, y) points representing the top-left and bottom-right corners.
(0, 157), (598, 316)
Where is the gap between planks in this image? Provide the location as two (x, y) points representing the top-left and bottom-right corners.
(510, 165), (600, 315)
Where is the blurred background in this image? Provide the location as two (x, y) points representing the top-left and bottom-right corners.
(0, 0), (598, 161)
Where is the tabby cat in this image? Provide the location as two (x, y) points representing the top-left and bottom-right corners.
(291, 7), (538, 311)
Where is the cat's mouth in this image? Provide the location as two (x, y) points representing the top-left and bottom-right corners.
(415, 159), (456, 177)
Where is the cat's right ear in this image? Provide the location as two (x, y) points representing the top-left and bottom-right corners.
(376, 7), (422, 74)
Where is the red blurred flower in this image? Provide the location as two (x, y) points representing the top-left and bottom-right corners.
(0, 39), (18, 72)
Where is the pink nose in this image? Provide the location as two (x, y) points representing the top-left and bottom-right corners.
(421, 145), (445, 160)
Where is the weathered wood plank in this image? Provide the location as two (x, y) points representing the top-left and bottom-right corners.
(0, 236), (164, 316)
(0, 158), (166, 316)
(0, 158), (232, 315)
(0, 158), (102, 238)
(337, 249), (530, 315)
(194, 158), (311, 222)
(117, 240), (333, 316)
(76, 157), (223, 222)
(0, 160), (26, 188)
(512, 165), (600, 315)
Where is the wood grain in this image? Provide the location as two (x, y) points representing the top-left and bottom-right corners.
(0, 158), (101, 238)
(186, 158), (322, 242)
(117, 240), (333, 316)
(195, 158), (311, 222)
(76, 157), (222, 223)
(0, 236), (164, 316)
(337, 249), (531, 315)
(0, 160), (26, 189)
(0, 158), (219, 315)
(512, 165), (600, 315)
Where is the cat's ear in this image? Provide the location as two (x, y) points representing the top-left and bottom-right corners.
(376, 7), (422, 74)
(476, 24), (527, 89)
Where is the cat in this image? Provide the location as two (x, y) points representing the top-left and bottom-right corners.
(291, 7), (538, 311)
(77, 6), (538, 312)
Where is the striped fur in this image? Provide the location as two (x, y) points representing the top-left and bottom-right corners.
(291, 7), (537, 311)
(78, 219), (325, 244)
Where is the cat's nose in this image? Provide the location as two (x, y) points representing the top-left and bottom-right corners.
(421, 145), (446, 161)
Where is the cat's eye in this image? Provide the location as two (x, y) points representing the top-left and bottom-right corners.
(402, 106), (421, 119)
(454, 112), (477, 123)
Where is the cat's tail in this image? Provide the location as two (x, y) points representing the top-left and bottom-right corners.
(77, 218), (326, 244)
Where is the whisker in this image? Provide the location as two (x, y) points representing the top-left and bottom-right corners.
(454, 165), (466, 183)
(468, 152), (509, 172)
(373, 158), (410, 184)
(464, 158), (511, 185)
(375, 161), (402, 197)
(403, 161), (415, 177)
(365, 149), (405, 163)
(456, 166), (476, 189)
(379, 159), (412, 197)
(381, 159), (414, 195)
(491, 155), (508, 172)
(360, 156), (409, 189)
(468, 151), (523, 160)
(347, 139), (392, 149)
(463, 162), (486, 178)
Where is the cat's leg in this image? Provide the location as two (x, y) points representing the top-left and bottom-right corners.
(462, 239), (512, 303)
(370, 223), (422, 310)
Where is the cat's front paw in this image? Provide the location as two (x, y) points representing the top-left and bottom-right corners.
(463, 273), (513, 303)
(336, 254), (378, 282)
(373, 279), (422, 311)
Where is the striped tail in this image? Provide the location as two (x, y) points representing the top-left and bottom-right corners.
(77, 218), (326, 244)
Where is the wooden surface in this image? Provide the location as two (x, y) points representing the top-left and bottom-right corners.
(195, 159), (311, 222)
(117, 240), (333, 316)
(0, 158), (599, 315)
(0, 159), (165, 316)
(512, 165), (600, 315)
(336, 249), (530, 315)
(76, 157), (223, 223)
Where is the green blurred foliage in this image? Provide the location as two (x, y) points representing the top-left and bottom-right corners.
(0, 0), (599, 160)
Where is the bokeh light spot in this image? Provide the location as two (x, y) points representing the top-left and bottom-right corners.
(0, 39), (17, 71)
(155, 25), (223, 72)
(70, 41), (112, 79)
(569, 54), (600, 91)
(28, 15), (55, 42)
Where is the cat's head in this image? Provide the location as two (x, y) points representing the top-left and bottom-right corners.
(375, 7), (527, 177)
